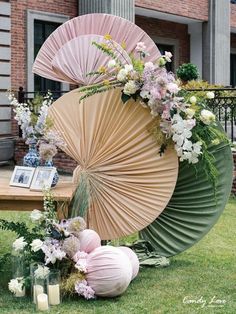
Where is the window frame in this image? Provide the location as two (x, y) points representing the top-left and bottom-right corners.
(151, 36), (179, 73)
(27, 10), (70, 93)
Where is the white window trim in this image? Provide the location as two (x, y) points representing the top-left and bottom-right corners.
(151, 36), (179, 72)
(27, 9), (70, 93)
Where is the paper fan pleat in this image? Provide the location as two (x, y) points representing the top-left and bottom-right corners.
(33, 13), (160, 85)
(49, 88), (178, 239)
(140, 139), (233, 256)
(51, 35), (132, 85)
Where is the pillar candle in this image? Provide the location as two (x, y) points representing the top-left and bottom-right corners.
(48, 284), (60, 305)
(33, 284), (44, 303)
(37, 293), (49, 311)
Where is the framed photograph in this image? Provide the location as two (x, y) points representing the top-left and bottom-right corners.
(30, 167), (56, 191)
(10, 166), (35, 188)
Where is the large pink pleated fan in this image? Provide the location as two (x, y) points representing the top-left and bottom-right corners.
(33, 13), (160, 85)
(49, 88), (178, 239)
(51, 35), (131, 85)
(86, 246), (132, 297)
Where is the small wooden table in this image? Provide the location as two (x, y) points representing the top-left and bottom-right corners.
(0, 177), (77, 218)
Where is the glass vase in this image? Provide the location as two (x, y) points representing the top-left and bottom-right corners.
(48, 270), (61, 305)
(33, 274), (49, 311)
(11, 251), (25, 297)
(44, 159), (59, 187)
(23, 139), (40, 167)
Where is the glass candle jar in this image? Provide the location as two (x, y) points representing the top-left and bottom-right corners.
(33, 273), (49, 311)
(30, 262), (44, 303)
(48, 270), (61, 306)
(11, 251), (25, 297)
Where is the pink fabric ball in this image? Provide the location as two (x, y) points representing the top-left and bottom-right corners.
(86, 246), (132, 297)
(79, 229), (101, 253)
(118, 246), (139, 280)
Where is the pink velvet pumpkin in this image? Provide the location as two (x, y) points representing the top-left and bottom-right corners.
(86, 246), (132, 297)
(118, 246), (139, 280)
(79, 229), (101, 253)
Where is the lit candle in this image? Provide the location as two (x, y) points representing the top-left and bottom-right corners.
(37, 293), (49, 311)
(15, 287), (25, 297)
(48, 284), (60, 305)
(33, 284), (44, 303)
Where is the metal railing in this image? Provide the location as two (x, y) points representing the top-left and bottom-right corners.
(186, 88), (236, 142)
(17, 87), (236, 142)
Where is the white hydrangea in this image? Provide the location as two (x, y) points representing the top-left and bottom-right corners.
(123, 80), (138, 95)
(12, 237), (27, 252)
(8, 278), (24, 295)
(117, 69), (128, 82)
(30, 209), (43, 222)
(34, 265), (50, 279)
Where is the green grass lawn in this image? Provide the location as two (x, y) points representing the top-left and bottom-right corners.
(0, 198), (235, 314)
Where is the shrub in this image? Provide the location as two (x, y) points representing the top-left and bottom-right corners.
(176, 63), (199, 82)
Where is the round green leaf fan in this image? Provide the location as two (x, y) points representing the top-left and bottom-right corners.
(140, 139), (233, 257)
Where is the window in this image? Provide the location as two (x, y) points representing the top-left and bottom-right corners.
(34, 20), (61, 92)
(27, 10), (69, 93)
(156, 44), (175, 72)
(230, 54), (236, 87)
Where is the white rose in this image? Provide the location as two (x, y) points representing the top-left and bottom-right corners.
(185, 108), (195, 118)
(12, 237), (27, 251)
(107, 59), (116, 68)
(30, 209), (43, 222)
(200, 109), (216, 125)
(123, 80), (138, 95)
(117, 69), (128, 82)
(30, 239), (43, 252)
(206, 91), (215, 99)
(189, 96), (197, 104)
(124, 64), (133, 72)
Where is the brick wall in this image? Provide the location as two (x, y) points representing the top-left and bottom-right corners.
(231, 2), (236, 28)
(135, 0), (208, 21)
(135, 15), (190, 65)
(14, 139), (77, 174)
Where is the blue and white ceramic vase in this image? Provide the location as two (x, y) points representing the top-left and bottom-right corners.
(44, 159), (59, 187)
(23, 139), (40, 167)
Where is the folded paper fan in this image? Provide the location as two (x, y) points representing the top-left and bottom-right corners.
(49, 88), (178, 239)
(33, 13), (160, 85)
(51, 35), (132, 85)
(140, 138), (233, 257)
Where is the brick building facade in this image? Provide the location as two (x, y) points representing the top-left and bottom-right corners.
(0, 0), (235, 192)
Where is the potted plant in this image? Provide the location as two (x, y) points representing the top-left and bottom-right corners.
(176, 63), (199, 84)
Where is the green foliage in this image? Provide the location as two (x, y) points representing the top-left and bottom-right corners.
(69, 173), (89, 218)
(177, 63), (199, 82)
(130, 54), (144, 73)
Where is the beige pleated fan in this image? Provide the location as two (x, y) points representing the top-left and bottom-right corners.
(49, 88), (178, 239)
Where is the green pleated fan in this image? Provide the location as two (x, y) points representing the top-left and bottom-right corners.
(140, 140), (233, 257)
